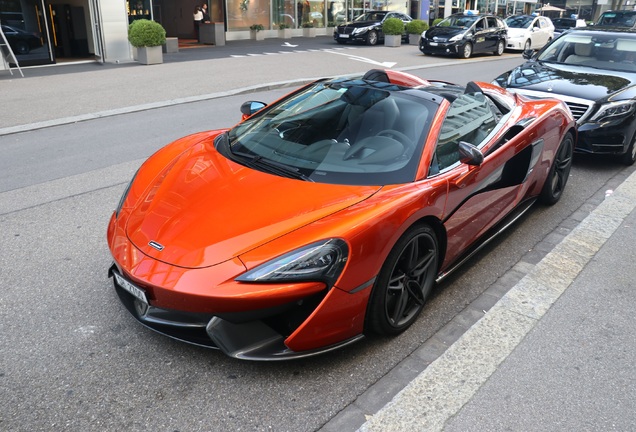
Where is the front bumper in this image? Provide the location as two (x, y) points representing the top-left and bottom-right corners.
(419, 38), (461, 56)
(109, 264), (367, 360)
(576, 120), (635, 155)
(506, 37), (526, 50)
(333, 31), (368, 43)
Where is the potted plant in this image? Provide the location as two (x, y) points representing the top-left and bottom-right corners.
(250, 24), (265, 40)
(382, 17), (404, 47)
(406, 19), (429, 45)
(302, 22), (316, 37)
(278, 23), (292, 39)
(128, 19), (167, 65)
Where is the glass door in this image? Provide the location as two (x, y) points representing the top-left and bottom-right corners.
(0, 0), (54, 66)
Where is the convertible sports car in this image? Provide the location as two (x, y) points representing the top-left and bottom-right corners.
(107, 70), (575, 360)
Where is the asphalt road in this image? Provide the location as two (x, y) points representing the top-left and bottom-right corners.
(1, 53), (633, 431)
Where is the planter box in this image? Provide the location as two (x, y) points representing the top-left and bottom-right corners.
(303, 27), (316, 37)
(250, 30), (265, 41)
(278, 28), (292, 39)
(137, 46), (163, 64)
(409, 33), (421, 45)
(162, 37), (179, 53)
(384, 34), (401, 47)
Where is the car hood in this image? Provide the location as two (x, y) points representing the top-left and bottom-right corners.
(498, 61), (636, 101)
(337, 20), (380, 29)
(425, 26), (465, 39)
(126, 140), (380, 268)
(506, 27), (529, 37)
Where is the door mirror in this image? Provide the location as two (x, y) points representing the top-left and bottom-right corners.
(459, 141), (484, 166)
(240, 101), (267, 118)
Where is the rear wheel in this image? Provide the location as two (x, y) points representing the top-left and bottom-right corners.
(459, 42), (472, 59)
(494, 39), (505, 56)
(365, 224), (439, 335)
(366, 30), (378, 46)
(540, 132), (573, 205)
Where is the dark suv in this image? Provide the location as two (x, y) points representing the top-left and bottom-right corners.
(419, 13), (507, 58)
(595, 10), (636, 28)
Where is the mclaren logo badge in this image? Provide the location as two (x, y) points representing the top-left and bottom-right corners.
(149, 241), (164, 251)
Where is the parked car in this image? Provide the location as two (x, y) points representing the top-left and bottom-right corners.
(1, 24), (41, 54)
(419, 12), (508, 58)
(494, 27), (636, 165)
(108, 69), (576, 360)
(333, 11), (412, 45)
(551, 17), (586, 37)
(595, 10), (636, 28)
(505, 15), (554, 51)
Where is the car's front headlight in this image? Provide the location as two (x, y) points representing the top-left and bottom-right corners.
(352, 26), (370, 35)
(237, 239), (348, 287)
(449, 33), (466, 42)
(590, 100), (636, 123)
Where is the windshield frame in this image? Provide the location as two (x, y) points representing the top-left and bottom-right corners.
(219, 79), (441, 186)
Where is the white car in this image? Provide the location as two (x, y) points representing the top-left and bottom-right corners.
(505, 15), (554, 51)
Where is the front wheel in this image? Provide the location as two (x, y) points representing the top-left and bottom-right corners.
(540, 132), (573, 205)
(524, 39), (532, 51)
(366, 30), (378, 46)
(365, 224), (439, 336)
(494, 40), (505, 56)
(459, 42), (472, 59)
(620, 133), (636, 166)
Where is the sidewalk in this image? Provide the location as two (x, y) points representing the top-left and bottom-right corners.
(347, 169), (636, 431)
(3, 38), (636, 431)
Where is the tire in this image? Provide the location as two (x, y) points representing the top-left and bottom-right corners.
(540, 132), (573, 205)
(494, 39), (505, 56)
(524, 39), (532, 51)
(366, 30), (378, 46)
(620, 133), (636, 166)
(365, 224), (439, 336)
(459, 42), (472, 59)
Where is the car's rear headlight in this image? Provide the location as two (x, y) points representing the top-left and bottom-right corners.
(237, 239), (348, 287)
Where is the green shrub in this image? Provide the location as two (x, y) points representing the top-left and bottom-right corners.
(278, 23), (290, 30)
(405, 19), (429, 34)
(128, 19), (166, 47)
(382, 17), (404, 35)
(250, 24), (265, 31)
(302, 22), (315, 28)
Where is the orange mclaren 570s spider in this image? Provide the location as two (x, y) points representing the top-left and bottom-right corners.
(107, 69), (576, 360)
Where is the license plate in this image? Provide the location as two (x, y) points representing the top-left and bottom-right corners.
(339, 34), (349, 38)
(114, 272), (148, 304)
(429, 41), (438, 46)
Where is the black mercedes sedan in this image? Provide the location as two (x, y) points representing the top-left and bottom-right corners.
(333, 11), (412, 46)
(419, 13), (507, 58)
(494, 27), (636, 165)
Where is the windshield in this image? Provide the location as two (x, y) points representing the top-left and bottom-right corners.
(506, 15), (533, 29)
(222, 79), (439, 186)
(537, 32), (636, 72)
(596, 11), (636, 27)
(354, 12), (386, 22)
(437, 15), (479, 28)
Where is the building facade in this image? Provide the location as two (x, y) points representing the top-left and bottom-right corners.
(0, 0), (618, 66)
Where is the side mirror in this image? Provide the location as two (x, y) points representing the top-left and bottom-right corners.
(522, 48), (535, 59)
(240, 101), (267, 119)
(459, 141), (484, 166)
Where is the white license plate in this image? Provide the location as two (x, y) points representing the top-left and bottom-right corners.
(114, 272), (148, 304)
(429, 41), (438, 46)
(339, 34), (349, 38)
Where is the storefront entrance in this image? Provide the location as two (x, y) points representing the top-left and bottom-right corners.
(0, 0), (97, 66)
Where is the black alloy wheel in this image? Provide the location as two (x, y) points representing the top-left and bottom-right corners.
(366, 30), (378, 45)
(540, 132), (573, 205)
(366, 224), (439, 335)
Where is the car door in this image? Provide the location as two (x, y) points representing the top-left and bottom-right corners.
(472, 17), (491, 52)
(429, 91), (527, 269)
(532, 17), (550, 48)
